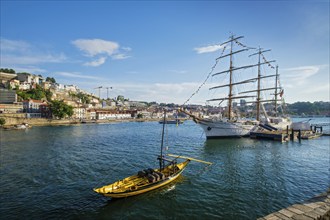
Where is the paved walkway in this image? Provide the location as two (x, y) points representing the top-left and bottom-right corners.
(258, 190), (330, 220)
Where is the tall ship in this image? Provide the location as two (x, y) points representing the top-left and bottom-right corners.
(180, 34), (291, 138)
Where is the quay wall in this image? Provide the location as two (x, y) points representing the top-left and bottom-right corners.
(0, 114), (165, 126)
(0, 114), (76, 126)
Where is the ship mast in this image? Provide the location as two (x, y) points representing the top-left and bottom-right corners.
(208, 35), (254, 120)
(256, 48), (263, 121)
(274, 65), (279, 117)
(228, 35), (234, 120)
(248, 48), (275, 121)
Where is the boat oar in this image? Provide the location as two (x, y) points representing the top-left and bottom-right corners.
(166, 154), (212, 165)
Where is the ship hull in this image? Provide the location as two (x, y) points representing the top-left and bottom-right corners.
(195, 119), (258, 138)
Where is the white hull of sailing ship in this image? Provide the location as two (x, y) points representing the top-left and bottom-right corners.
(196, 119), (258, 138)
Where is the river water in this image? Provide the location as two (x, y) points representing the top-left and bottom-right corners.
(0, 118), (329, 219)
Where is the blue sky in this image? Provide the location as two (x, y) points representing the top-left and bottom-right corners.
(1, 0), (329, 105)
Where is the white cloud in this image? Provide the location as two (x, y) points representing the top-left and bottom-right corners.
(170, 70), (187, 74)
(10, 66), (46, 73)
(194, 44), (225, 54)
(112, 54), (130, 60)
(72, 38), (131, 66)
(0, 38), (31, 52)
(122, 47), (132, 51)
(1, 53), (67, 65)
(84, 57), (107, 67)
(0, 38), (67, 68)
(282, 65), (320, 85)
(106, 82), (216, 104)
(55, 71), (103, 80)
(72, 39), (119, 57)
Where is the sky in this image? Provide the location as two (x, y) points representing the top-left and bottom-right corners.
(0, 0), (329, 105)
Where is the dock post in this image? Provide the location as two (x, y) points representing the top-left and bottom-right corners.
(298, 130), (301, 142)
(290, 128), (294, 141)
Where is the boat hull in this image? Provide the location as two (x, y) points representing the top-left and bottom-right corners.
(94, 160), (190, 198)
(196, 119), (258, 138)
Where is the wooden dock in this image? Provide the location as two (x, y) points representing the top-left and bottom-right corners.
(250, 131), (288, 142)
(250, 128), (323, 142)
(258, 190), (330, 220)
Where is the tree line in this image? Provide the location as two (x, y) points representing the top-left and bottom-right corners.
(286, 101), (330, 116)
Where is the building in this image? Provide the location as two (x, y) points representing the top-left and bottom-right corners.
(95, 110), (132, 120)
(17, 73), (44, 85)
(40, 103), (51, 118)
(0, 88), (17, 104)
(0, 103), (23, 113)
(73, 106), (87, 120)
(19, 81), (31, 90)
(87, 109), (97, 120)
(22, 99), (46, 116)
(0, 72), (17, 83)
(42, 81), (52, 90)
(240, 99), (247, 107)
(64, 85), (78, 92)
(9, 79), (20, 89)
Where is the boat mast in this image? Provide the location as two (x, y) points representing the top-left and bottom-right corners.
(256, 48), (261, 121)
(274, 65), (279, 117)
(249, 48), (273, 121)
(228, 35), (234, 120)
(159, 109), (166, 171)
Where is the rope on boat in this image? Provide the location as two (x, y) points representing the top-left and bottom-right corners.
(181, 45), (227, 106)
(181, 36), (255, 107)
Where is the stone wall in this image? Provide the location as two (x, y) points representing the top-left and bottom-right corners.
(0, 114), (77, 126)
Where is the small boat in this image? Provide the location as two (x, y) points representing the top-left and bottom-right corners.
(3, 123), (31, 130)
(93, 110), (211, 198)
(158, 119), (183, 124)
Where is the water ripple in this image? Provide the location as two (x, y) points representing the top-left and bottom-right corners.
(1, 120), (329, 219)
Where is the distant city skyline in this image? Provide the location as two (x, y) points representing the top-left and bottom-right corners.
(1, 1), (329, 104)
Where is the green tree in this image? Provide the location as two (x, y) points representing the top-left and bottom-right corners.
(49, 100), (73, 119)
(117, 95), (125, 102)
(0, 68), (15, 74)
(46, 77), (56, 83)
(45, 90), (53, 101)
(0, 118), (6, 126)
(16, 85), (51, 101)
(16, 90), (30, 101)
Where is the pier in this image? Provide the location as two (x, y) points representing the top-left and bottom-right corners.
(250, 124), (328, 142)
(258, 190), (330, 220)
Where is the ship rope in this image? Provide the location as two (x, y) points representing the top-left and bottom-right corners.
(181, 37), (255, 107)
(261, 53), (275, 69)
(181, 45), (227, 106)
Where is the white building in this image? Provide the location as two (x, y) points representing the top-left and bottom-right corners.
(17, 73), (44, 85)
(95, 110), (132, 120)
(73, 107), (87, 120)
(19, 81), (31, 90)
(65, 85), (78, 92)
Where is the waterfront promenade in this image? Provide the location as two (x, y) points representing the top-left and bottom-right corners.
(0, 114), (164, 127)
(258, 189), (330, 220)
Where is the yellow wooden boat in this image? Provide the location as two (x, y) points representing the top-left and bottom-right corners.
(93, 110), (211, 198)
(94, 159), (190, 198)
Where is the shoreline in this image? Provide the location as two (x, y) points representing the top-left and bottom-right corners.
(0, 115), (187, 128)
